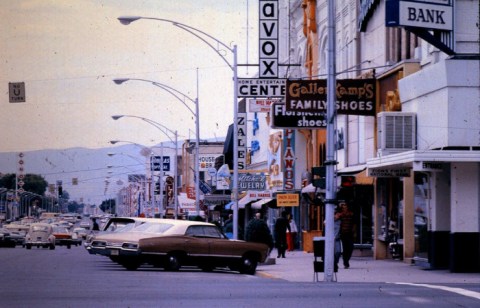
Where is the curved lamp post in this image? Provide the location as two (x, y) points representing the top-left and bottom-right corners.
(110, 139), (164, 217)
(118, 15), (239, 239)
(112, 77), (200, 218)
(111, 115), (180, 220)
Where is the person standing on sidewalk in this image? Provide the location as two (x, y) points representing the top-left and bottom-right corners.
(274, 211), (290, 258)
(339, 203), (354, 268)
(286, 213), (298, 251)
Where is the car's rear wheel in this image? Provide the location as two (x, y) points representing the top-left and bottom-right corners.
(239, 255), (258, 275)
(49, 244), (55, 250)
(165, 253), (181, 271)
(26, 244), (32, 250)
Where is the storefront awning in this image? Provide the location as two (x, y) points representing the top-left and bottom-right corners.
(367, 149), (480, 172)
(301, 184), (325, 194)
(251, 198), (274, 209)
(337, 164), (366, 175)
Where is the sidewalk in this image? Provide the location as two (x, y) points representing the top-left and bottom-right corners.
(256, 250), (480, 284)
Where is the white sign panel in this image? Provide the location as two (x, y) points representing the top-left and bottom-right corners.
(237, 78), (286, 98)
(248, 98), (279, 112)
(259, 0), (279, 78)
(198, 154), (218, 171)
(399, 1), (453, 31)
(237, 113), (247, 170)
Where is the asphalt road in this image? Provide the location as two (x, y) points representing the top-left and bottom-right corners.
(1, 245), (479, 308)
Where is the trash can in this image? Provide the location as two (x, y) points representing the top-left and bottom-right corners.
(313, 237), (325, 281)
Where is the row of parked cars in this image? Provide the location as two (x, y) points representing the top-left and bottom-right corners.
(1, 214), (91, 250)
(85, 217), (270, 275)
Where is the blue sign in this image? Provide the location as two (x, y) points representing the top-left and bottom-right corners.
(150, 156), (170, 172)
(199, 180), (213, 194)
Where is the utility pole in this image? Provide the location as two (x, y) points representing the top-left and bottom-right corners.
(324, 0), (338, 282)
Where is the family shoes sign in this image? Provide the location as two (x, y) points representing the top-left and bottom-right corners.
(285, 79), (376, 116)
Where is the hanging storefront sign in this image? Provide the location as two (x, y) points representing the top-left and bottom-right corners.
(285, 79), (376, 116)
(238, 174), (266, 190)
(386, 0), (453, 31)
(267, 130), (283, 190)
(271, 102), (327, 129)
(248, 98), (279, 112)
(198, 154), (219, 171)
(283, 129), (295, 190)
(259, 0), (279, 78)
(238, 78), (286, 98)
(413, 161), (443, 172)
(368, 167), (411, 177)
(277, 193), (299, 207)
(150, 156), (170, 172)
(237, 113), (247, 170)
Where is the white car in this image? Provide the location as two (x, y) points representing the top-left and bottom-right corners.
(25, 223), (55, 250)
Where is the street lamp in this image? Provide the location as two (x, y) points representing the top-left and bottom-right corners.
(111, 115), (180, 219)
(112, 76), (201, 218)
(109, 140), (164, 216)
(118, 15), (240, 239)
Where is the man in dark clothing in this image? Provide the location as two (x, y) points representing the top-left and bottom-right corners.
(339, 203), (355, 268)
(274, 211), (291, 258)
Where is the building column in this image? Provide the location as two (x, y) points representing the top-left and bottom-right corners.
(450, 162), (480, 272)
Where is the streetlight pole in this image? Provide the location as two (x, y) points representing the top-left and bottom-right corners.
(110, 119), (179, 219)
(113, 77), (200, 218)
(117, 15), (239, 238)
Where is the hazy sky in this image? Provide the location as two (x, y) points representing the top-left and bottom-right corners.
(1, 0), (259, 153)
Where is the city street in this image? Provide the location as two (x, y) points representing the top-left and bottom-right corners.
(1, 245), (479, 307)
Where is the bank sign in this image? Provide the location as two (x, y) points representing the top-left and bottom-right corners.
(285, 79), (376, 116)
(386, 0), (453, 31)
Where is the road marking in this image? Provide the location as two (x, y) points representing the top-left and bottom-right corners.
(392, 282), (480, 300)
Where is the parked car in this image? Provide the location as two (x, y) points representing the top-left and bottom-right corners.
(25, 223), (55, 250)
(84, 217), (156, 253)
(72, 227), (88, 240)
(91, 219), (269, 274)
(52, 226), (79, 248)
(0, 228), (17, 248)
(3, 223), (29, 246)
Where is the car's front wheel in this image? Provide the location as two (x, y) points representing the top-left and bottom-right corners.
(26, 244), (32, 250)
(49, 244), (55, 250)
(239, 255), (258, 275)
(121, 259), (142, 271)
(165, 253), (181, 271)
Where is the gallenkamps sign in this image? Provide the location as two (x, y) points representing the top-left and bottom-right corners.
(285, 79), (376, 116)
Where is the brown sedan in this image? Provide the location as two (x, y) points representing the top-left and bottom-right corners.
(97, 219), (269, 274)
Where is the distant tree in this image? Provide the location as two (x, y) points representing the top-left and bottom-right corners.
(67, 200), (84, 214)
(0, 173), (48, 196)
(100, 199), (116, 214)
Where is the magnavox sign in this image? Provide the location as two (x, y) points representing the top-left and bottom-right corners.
(285, 79), (376, 116)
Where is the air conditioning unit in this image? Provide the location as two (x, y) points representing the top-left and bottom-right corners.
(377, 112), (416, 155)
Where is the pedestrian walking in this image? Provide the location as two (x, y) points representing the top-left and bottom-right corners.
(286, 213), (298, 251)
(274, 211), (290, 258)
(338, 203), (354, 268)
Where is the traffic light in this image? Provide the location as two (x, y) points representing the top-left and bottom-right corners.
(58, 186), (63, 196)
(311, 166), (326, 189)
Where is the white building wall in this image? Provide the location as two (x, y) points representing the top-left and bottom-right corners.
(399, 59), (480, 149)
(430, 168), (451, 231)
(450, 163), (480, 232)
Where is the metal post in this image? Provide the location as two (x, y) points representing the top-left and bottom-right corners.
(232, 45), (239, 240)
(174, 130), (178, 220)
(324, 0), (337, 282)
(160, 143), (164, 217)
(195, 68), (201, 218)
